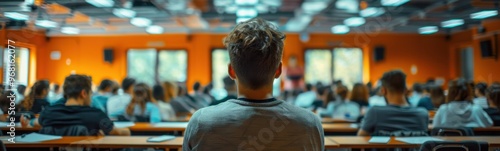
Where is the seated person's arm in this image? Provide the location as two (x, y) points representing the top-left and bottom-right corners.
(357, 108), (376, 136)
(109, 127), (131, 136)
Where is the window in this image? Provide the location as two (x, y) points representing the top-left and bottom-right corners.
(211, 49), (281, 99)
(304, 49), (332, 85)
(333, 48), (363, 88)
(127, 49), (187, 86)
(158, 50), (187, 82)
(3, 47), (30, 86)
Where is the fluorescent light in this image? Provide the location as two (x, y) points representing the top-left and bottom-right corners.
(236, 18), (252, 23)
(61, 27), (80, 35)
(336, 0), (359, 13)
(35, 20), (58, 28)
(225, 5), (238, 13)
(146, 25), (164, 34)
(236, 9), (258, 17)
(344, 17), (365, 27)
(381, 0), (409, 6)
(262, 0), (282, 7)
(85, 0), (114, 7)
(130, 17), (152, 27)
(419, 26), (438, 34)
(331, 25), (350, 34)
(214, 0), (232, 7)
(470, 10), (498, 19)
(4, 12), (29, 20)
(302, 1), (328, 14)
(113, 9), (136, 18)
(235, 0), (258, 5)
(360, 7), (385, 17)
(441, 19), (464, 28)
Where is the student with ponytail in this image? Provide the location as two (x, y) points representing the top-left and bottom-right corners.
(124, 83), (161, 123)
(20, 80), (50, 114)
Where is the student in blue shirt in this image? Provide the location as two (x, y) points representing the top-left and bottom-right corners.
(125, 83), (161, 123)
(91, 79), (115, 112)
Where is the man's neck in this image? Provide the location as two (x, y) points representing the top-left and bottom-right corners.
(386, 94), (409, 106)
(237, 84), (274, 100)
(65, 98), (84, 106)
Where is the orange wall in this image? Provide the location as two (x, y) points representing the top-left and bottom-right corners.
(33, 32), (450, 89)
(449, 19), (500, 83)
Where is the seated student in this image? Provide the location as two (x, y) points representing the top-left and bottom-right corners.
(358, 70), (428, 136)
(474, 82), (489, 108)
(408, 83), (424, 107)
(294, 83), (316, 108)
(39, 74), (130, 136)
(418, 85), (446, 110)
(202, 83), (216, 103)
(416, 85), (433, 110)
(331, 85), (361, 120)
(209, 76), (238, 106)
(183, 18), (324, 151)
(0, 91), (13, 122)
(47, 84), (63, 105)
(368, 87), (387, 107)
(484, 83), (500, 126)
(433, 79), (493, 128)
(350, 83), (369, 113)
(20, 80), (50, 114)
(91, 79), (114, 112)
(124, 83), (161, 123)
(190, 82), (212, 107)
(154, 82), (177, 121)
(171, 86), (200, 114)
(107, 78), (136, 118)
(15, 85), (26, 104)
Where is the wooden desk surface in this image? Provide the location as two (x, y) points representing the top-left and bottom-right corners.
(328, 136), (500, 148)
(322, 123), (359, 132)
(3, 136), (183, 149)
(128, 122), (187, 132)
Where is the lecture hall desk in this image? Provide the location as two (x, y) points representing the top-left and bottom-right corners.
(3, 136), (500, 150)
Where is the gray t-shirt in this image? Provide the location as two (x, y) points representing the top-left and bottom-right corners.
(183, 98), (324, 151)
(360, 105), (429, 133)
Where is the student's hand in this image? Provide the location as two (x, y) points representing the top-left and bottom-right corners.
(20, 115), (30, 127)
(98, 130), (105, 136)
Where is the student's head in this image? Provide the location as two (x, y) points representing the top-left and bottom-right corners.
(203, 83), (213, 95)
(53, 84), (60, 92)
(193, 81), (202, 92)
(350, 83), (369, 102)
(429, 85), (445, 108)
(98, 79), (114, 93)
(122, 77), (136, 94)
(223, 76), (236, 92)
(17, 85), (27, 95)
(152, 84), (165, 101)
(288, 55), (297, 67)
(62, 75), (93, 105)
(305, 83), (314, 92)
(475, 82), (488, 97)
(22, 80), (50, 110)
(127, 83), (155, 115)
(111, 81), (120, 95)
(224, 17), (285, 90)
(0, 91), (14, 112)
(336, 85), (349, 101)
(412, 83), (424, 93)
(447, 79), (472, 102)
(162, 81), (178, 102)
(380, 70), (407, 96)
(487, 83), (500, 107)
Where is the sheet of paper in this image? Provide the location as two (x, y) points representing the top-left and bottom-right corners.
(113, 122), (135, 128)
(395, 137), (443, 144)
(15, 133), (62, 143)
(368, 136), (391, 144)
(153, 122), (189, 128)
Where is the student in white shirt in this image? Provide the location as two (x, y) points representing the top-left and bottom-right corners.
(107, 78), (136, 118)
(294, 83), (316, 108)
(369, 87), (387, 107)
(473, 82), (489, 108)
(433, 79), (493, 128)
(153, 82), (177, 121)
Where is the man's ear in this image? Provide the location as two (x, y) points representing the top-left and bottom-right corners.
(81, 90), (89, 99)
(228, 64), (237, 80)
(381, 87), (387, 96)
(274, 62), (282, 78)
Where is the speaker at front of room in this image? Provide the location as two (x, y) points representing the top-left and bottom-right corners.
(104, 49), (113, 63)
(374, 46), (385, 62)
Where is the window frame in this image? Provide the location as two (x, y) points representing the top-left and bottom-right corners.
(3, 45), (30, 86)
(303, 48), (334, 85)
(126, 48), (188, 85)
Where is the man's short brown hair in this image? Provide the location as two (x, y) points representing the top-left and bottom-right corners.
(224, 17), (285, 89)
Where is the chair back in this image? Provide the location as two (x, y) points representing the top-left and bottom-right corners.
(430, 127), (474, 136)
(420, 141), (488, 151)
